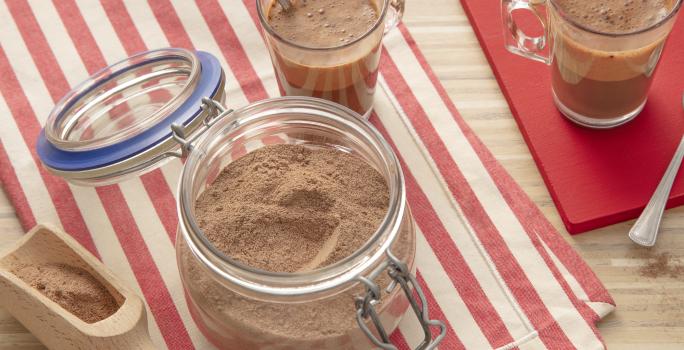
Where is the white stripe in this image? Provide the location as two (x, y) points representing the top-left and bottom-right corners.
(384, 30), (603, 349)
(217, 0), (280, 97)
(122, 0), (171, 49)
(414, 230), (491, 348)
(74, 0), (128, 60)
(539, 238), (589, 302)
(0, 2), (58, 120)
(0, 100), (61, 228)
(397, 305), (429, 348)
(161, 159), (184, 201)
(167, 0), (249, 107)
(503, 333), (545, 350)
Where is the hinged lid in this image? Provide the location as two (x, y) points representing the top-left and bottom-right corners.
(37, 48), (225, 186)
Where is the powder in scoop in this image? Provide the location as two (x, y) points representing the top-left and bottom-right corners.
(12, 263), (120, 323)
(195, 144), (390, 272)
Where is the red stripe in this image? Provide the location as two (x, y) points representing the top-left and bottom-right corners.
(10, 1), (194, 348)
(396, 25), (614, 309)
(261, 134), (284, 145)
(389, 331), (410, 350)
(0, 46), (99, 258)
(139, 172), (179, 241)
(100, 0), (147, 54)
(147, 0), (194, 49)
(51, 0), (104, 76)
(371, 114), (513, 348)
(0, 141), (37, 230)
(379, 47), (576, 348)
(196, 0), (268, 101)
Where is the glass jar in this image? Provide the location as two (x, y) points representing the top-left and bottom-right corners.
(176, 97), (441, 349)
(37, 48), (444, 350)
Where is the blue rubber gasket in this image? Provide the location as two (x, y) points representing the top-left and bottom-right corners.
(37, 51), (222, 172)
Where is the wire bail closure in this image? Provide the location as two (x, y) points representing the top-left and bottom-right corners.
(355, 249), (447, 350)
(168, 98), (233, 159)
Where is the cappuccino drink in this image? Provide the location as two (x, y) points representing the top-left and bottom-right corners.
(551, 0), (677, 122)
(264, 0), (382, 116)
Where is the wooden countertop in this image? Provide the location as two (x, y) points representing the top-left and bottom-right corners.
(2, 0), (683, 348)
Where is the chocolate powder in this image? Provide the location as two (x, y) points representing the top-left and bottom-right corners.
(12, 263), (120, 323)
(638, 251), (684, 279)
(195, 144), (390, 272)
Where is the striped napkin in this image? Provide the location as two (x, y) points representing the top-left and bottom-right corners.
(0, 1), (614, 349)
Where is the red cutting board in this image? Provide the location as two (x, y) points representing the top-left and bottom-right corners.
(459, 0), (684, 234)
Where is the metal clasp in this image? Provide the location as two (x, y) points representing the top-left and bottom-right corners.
(355, 250), (446, 350)
(166, 98), (233, 158)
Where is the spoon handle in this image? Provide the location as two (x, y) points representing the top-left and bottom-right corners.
(629, 135), (684, 246)
(277, 0), (292, 10)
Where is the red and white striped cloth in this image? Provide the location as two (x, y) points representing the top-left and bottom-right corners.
(0, 1), (615, 349)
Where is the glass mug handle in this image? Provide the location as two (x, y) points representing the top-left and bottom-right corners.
(502, 0), (551, 64)
(384, 0), (405, 34)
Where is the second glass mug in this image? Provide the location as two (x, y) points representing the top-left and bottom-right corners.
(257, 0), (405, 118)
(502, 0), (682, 128)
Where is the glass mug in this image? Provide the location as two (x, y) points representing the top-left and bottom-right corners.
(257, 0), (405, 118)
(502, 0), (682, 128)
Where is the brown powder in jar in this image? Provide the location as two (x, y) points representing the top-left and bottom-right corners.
(188, 144), (413, 347)
(12, 263), (120, 323)
(195, 144), (390, 272)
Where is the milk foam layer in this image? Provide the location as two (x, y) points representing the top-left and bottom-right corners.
(267, 0), (378, 48)
(555, 0), (673, 34)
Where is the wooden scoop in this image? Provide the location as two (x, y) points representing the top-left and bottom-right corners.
(0, 224), (155, 350)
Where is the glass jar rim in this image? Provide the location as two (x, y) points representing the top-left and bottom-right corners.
(256, 0), (390, 51)
(178, 96), (407, 299)
(44, 48), (201, 152)
(549, 0), (682, 37)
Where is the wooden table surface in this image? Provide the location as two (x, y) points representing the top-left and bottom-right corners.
(2, 0), (683, 349)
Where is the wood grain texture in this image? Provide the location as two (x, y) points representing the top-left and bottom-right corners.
(1, 0), (682, 349)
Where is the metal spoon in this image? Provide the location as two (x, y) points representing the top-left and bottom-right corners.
(277, 0), (292, 11)
(629, 112), (684, 247)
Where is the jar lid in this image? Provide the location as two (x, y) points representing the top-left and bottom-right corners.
(37, 48), (224, 185)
